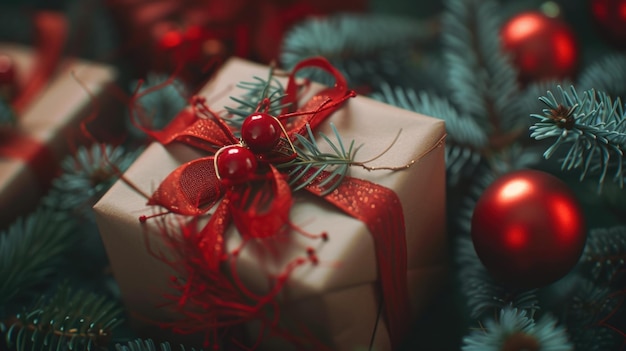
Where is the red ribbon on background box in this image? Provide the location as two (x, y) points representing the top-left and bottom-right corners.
(0, 12), (67, 191)
(133, 57), (410, 349)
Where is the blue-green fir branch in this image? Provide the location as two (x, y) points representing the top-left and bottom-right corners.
(278, 123), (357, 195)
(3, 284), (123, 351)
(443, 0), (521, 133)
(462, 306), (573, 351)
(115, 339), (202, 351)
(579, 226), (626, 284)
(43, 144), (142, 215)
(486, 143), (542, 176)
(224, 74), (289, 129)
(565, 278), (622, 350)
(281, 14), (434, 87)
(0, 208), (76, 310)
(530, 86), (626, 189)
(128, 74), (188, 140)
(457, 237), (540, 319)
(578, 54), (626, 100)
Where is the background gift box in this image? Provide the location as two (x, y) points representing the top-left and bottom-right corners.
(0, 43), (117, 227)
(94, 57), (447, 350)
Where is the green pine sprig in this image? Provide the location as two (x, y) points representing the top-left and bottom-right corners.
(443, 0), (521, 134)
(579, 226), (626, 283)
(224, 71), (290, 129)
(281, 14), (435, 88)
(565, 278), (622, 351)
(278, 123), (358, 195)
(578, 54), (626, 100)
(0, 208), (77, 310)
(115, 339), (202, 351)
(530, 85), (626, 189)
(3, 285), (123, 351)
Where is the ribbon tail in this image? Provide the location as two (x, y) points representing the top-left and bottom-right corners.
(305, 173), (410, 348)
(134, 106), (234, 152)
(198, 198), (231, 271)
(148, 156), (223, 215)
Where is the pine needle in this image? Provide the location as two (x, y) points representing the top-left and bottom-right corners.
(0, 208), (77, 309)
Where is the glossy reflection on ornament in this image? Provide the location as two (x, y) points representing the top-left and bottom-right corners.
(471, 169), (587, 289)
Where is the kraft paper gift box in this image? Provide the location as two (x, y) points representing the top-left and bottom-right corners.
(0, 43), (117, 226)
(94, 57), (447, 350)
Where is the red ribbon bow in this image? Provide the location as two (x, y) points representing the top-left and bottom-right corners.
(136, 57), (410, 349)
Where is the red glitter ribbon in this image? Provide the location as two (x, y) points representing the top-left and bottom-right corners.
(140, 57), (410, 348)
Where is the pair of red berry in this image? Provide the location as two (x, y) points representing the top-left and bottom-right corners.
(215, 112), (284, 185)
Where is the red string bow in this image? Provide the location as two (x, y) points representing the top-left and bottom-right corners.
(136, 57), (410, 349)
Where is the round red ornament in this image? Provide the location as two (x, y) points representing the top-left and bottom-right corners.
(471, 169), (586, 289)
(500, 11), (579, 83)
(216, 145), (257, 185)
(241, 113), (282, 152)
(590, 0), (626, 47)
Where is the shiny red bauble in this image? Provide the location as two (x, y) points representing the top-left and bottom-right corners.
(471, 170), (586, 289)
(216, 146), (258, 185)
(590, 0), (626, 47)
(241, 113), (282, 152)
(501, 11), (579, 83)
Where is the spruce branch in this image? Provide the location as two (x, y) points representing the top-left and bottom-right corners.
(42, 144), (142, 216)
(443, 0), (521, 134)
(281, 14), (435, 87)
(0, 208), (76, 310)
(224, 74), (289, 128)
(3, 285), (123, 351)
(115, 339), (202, 351)
(578, 54), (626, 100)
(530, 86), (626, 189)
(457, 236), (539, 319)
(279, 123), (358, 195)
(566, 278), (622, 350)
(580, 226), (626, 284)
(373, 84), (488, 148)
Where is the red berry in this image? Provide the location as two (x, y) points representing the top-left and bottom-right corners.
(241, 113), (282, 152)
(216, 145), (257, 184)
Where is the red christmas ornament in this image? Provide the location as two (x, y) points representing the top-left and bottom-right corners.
(241, 113), (282, 152)
(216, 145), (257, 184)
(471, 170), (586, 289)
(500, 11), (579, 83)
(590, 0), (626, 47)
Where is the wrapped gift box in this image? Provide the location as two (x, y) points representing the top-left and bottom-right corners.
(0, 43), (117, 226)
(94, 57), (447, 350)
